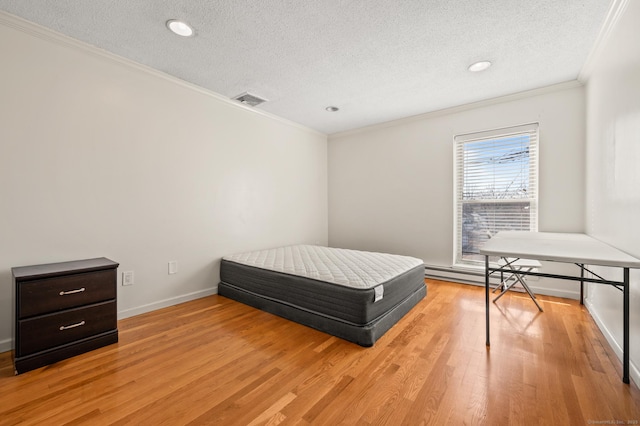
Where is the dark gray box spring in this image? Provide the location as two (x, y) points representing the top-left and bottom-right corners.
(219, 258), (426, 346)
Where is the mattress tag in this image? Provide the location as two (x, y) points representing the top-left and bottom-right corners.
(374, 285), (384, 302)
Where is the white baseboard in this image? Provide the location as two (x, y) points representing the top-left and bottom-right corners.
(117, 285), (218, 320)
(0, 338), (11, 354)
(0, 286), (220, 355)
(584, 297), (639, 387)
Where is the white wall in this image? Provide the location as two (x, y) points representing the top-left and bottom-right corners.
(584, 0), (640, 385)
(0, 14), (328, 351)
(328, 84), (586, 297)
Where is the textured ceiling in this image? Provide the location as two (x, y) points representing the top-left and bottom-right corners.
(0, 1), (612, 134)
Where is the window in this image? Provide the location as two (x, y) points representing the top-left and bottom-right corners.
(454, 123), (538, 265)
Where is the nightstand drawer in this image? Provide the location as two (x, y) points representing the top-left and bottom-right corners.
(18, 269), (116, 318)
(17, 300), (117, 356)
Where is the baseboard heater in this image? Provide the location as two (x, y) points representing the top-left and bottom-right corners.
(424, 264), (525, 292)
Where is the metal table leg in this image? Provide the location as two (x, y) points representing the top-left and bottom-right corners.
(623, 267), (629, 384)
(486, 255), (490, 347)
(580, 264), (584, 305)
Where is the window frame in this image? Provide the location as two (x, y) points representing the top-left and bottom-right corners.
(453, 123), (539, 267)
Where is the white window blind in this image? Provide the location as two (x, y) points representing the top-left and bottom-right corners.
(454, 123), (539, 265)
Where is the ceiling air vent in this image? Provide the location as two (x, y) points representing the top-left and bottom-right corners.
(232, 92), (268, 107)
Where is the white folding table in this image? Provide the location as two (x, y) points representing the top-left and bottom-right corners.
(480, 231), (640, 384)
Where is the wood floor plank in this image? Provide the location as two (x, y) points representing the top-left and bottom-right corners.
(1, 279), (639, 425)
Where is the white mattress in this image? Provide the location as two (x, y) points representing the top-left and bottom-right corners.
(223, 245), (423, 290)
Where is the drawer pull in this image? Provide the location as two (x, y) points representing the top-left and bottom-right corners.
(59, 320), (85, 331)
(59, 288), (86, 296)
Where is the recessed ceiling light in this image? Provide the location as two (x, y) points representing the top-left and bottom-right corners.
(326, 106), (339, 112)
(166, 20), (194, 37)
(468, 61), (492, 72)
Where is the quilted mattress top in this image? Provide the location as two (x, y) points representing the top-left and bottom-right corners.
(223, 245), (424, 289)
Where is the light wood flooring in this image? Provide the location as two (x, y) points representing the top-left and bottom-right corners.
(1, 279), (639, 425)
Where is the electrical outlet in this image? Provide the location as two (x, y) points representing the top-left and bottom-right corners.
(168, 261), (178, 275)
(122, 271), (134, 286)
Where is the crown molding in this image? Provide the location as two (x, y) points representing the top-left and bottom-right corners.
(0, 11), (326, 138)
(329, 80), (583, 140)
(578, 0), (629, 82)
